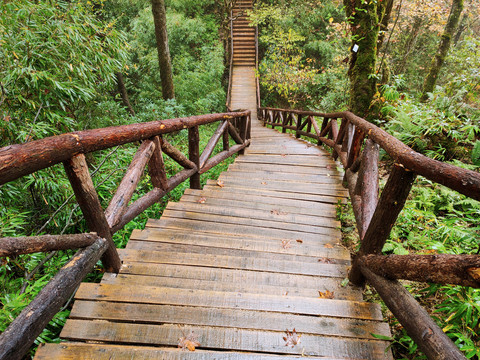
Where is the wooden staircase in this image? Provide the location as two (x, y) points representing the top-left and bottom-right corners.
(232, 0), (256, 67)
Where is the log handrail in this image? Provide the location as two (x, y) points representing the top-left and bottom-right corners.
(0, 110), (251, 360)
(258, 106), (478, 360)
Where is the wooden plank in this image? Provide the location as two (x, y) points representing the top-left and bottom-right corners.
(70, 301), (390, 339)
(73, 283), (383, 320)
(204, 181), (347, 204)
(35, 343), (343, 360)
(118, 249), (348, 278)
(236, 155), (334, 167)
(155, 210), (341, 237)
(183, 188), (338, 213)
(128, 229), (346, 258)
(146, 219), (345, 254)
(228, 162), (343, 175)
(101, 272), (360, 300)
(217, 177), (347, 192)
(60, 321), (392, 358)
(119, 263), (357, 297)
(165, 202), (341, 228)
(221, 170), (343, 183)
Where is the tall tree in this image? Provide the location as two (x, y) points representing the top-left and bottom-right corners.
(420, 0), (464, 102)
(151, 0), (175, 100)
(344, 0), (388, 118)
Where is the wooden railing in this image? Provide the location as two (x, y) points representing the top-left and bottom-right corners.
(0, 110), (251, 360)
(258, 106), (479, 360)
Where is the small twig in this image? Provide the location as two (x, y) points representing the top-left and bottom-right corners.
(377, 0), (403, 76)
(19, 251), (57, 294)
(24, 104), (43, 143)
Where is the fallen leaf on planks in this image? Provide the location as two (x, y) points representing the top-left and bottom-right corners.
(271, 209), (288, 215)
(216, 180), (225, 188)
(318, 290), (335, 299)
(281, 153), (287, 157)
(324, 243), (334, 248)
(283, 328), (301, 347)
(296, 239), (303, 244)
(281, 239), (292, 249)
(178, 331), (201, 351)
(261, 181), (268, 185)
(197, 197), (207, 204)
(318, 257), (333, 264)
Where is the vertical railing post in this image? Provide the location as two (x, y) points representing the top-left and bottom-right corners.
(295, 114), (302, 138)
(149, 136), (168, 191)
(188, 126), (201, 189)
(223, 120), (230, 151)
(239, 115), (247, 155)
(63, 154), (121, 273)
(349, 163), (416, 285)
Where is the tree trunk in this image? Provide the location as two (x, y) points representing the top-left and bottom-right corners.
(151, 0), (175, 100)
(453, 12), (467, 45)
(377, 0), (395, 54)
(420, 0), (464, 102)
(395, 16), (423, 75)
(115, 72), (135, 116)
(344, 0), (386, 118)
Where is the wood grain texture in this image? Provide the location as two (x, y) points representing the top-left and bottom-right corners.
(35, 42), (393, 360)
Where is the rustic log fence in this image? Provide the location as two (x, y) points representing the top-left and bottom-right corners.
(258, 106), (479, 359)
(0, 110), (251, 360)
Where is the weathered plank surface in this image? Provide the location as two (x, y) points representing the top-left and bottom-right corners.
(34, 19), (392, 359)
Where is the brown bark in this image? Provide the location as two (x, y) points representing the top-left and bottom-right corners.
(151, 0), (175, 100)
(199, 121), (229, 168)
(349, 163), (416, 285)
(63, 154), (121, 273)
(259, 107), (480, 201)
(361, 265), (467, 359)
(188, 126), (201, 189)
(149, 136), (168, 190)
(115, 72), (135, 116)
(421, 0), (464, 101)
(0, 110), (249, 185)
(360, 254), (480, 287)
(104, 140), (155, 228)
(0, 233), (100, 257)
(0, 238), (108, 360)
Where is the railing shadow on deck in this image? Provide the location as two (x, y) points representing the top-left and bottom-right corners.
(0, 111), (251, 360)
(258, 106), (480, 360)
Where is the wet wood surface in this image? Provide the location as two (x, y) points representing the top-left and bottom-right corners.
(35, 40), (392, 359)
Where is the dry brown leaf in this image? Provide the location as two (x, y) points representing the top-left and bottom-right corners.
(261, 181), (267, 185)
(296, 239), (303, 244)
(324, 243), (334, 248)
(283, 291), (289, 296)
(283, 328), (301, 347)
(281, 239), (292, 249)
(318, 257), (333, 264)
(178, 331), (201, 351)
(197, 197), (207, 204)
(216, 180), (225, 188)
(281, 153), (287, 157)
(318, 290), (335, 299)
(271, 209), (288, 215)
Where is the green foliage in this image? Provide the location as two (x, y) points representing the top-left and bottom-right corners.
(251, 0), (348, 109)
(0, 0), (129, 145)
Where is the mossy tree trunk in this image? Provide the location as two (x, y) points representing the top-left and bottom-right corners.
(420, 0), (464, 102)
(377, 0), (395, 55)
(151, 0), (175, 100)
(344, 0), (386, 118)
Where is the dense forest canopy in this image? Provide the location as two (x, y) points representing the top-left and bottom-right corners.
(0, 0), (479, 358)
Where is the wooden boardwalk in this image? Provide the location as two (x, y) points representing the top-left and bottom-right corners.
(34, 125), (393, 358)
(34, 3), (392, 358)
